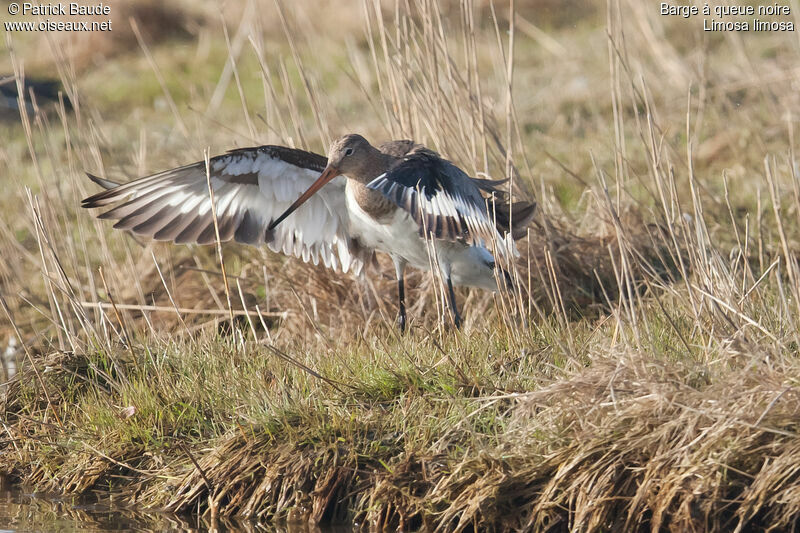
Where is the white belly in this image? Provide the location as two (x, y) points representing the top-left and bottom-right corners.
(345, 185), (498, 290)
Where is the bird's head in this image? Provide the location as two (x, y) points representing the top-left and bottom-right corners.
(324, 134), (373, 179)
(268, 134), (376, 231)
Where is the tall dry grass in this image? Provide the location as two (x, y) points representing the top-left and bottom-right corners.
(2, 0), (800, 530)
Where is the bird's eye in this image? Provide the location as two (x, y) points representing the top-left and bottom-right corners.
(344, 147), (354, 156)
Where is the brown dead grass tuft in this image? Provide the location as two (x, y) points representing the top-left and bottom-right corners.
(504, 352), (800, 532)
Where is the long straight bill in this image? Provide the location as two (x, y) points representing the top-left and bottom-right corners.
(268, 166), (340, 230)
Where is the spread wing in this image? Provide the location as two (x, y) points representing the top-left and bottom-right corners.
(82, 145), (367, 274)
(366, 151), (512, 254)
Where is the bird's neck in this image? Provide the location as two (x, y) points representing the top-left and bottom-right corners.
(349, 147), (397, 184)
(346, 179), (397, 221)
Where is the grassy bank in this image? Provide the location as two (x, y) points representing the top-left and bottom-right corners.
(2, 0), (800, 530)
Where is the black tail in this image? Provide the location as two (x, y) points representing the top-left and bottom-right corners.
(488, 200), (537, 240)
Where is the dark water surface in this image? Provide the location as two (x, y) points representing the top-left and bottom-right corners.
(0, 480), (345, 532)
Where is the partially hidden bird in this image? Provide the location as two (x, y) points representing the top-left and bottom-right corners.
(82, 134), (536, 330)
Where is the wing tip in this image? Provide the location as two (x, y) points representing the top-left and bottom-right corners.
(82, 173), (124, 208)
(86, 172), (121, 190)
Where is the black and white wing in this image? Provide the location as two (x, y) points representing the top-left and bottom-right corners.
(82, 145), (367, 274)
(366, 151), (511, 254)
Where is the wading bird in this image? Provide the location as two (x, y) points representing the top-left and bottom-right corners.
(83, 135), (536, 330)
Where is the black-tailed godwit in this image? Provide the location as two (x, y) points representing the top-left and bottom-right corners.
(83, 134), (536, 330)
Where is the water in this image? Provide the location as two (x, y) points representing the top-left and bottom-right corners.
(0, 480), (343, 532)
(0, 482), (207, 532)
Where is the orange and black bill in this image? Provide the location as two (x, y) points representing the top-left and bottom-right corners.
(267, 166), (341, 230)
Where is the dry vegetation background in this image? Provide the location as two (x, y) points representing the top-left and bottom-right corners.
(2, 0), (800, 531)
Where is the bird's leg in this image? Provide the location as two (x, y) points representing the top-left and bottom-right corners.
(393, 257), (407, 333)
(446, 275), (462, 329)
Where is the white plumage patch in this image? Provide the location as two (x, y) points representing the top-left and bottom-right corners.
(367, 174), (514, 258)
(83, 146), (366, 274)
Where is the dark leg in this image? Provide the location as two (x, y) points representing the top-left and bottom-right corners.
(393, 258), (407, 333)
(500, 267), (513, 290)
(446, 276), (462, 329)
(397, 277), (407, 333)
